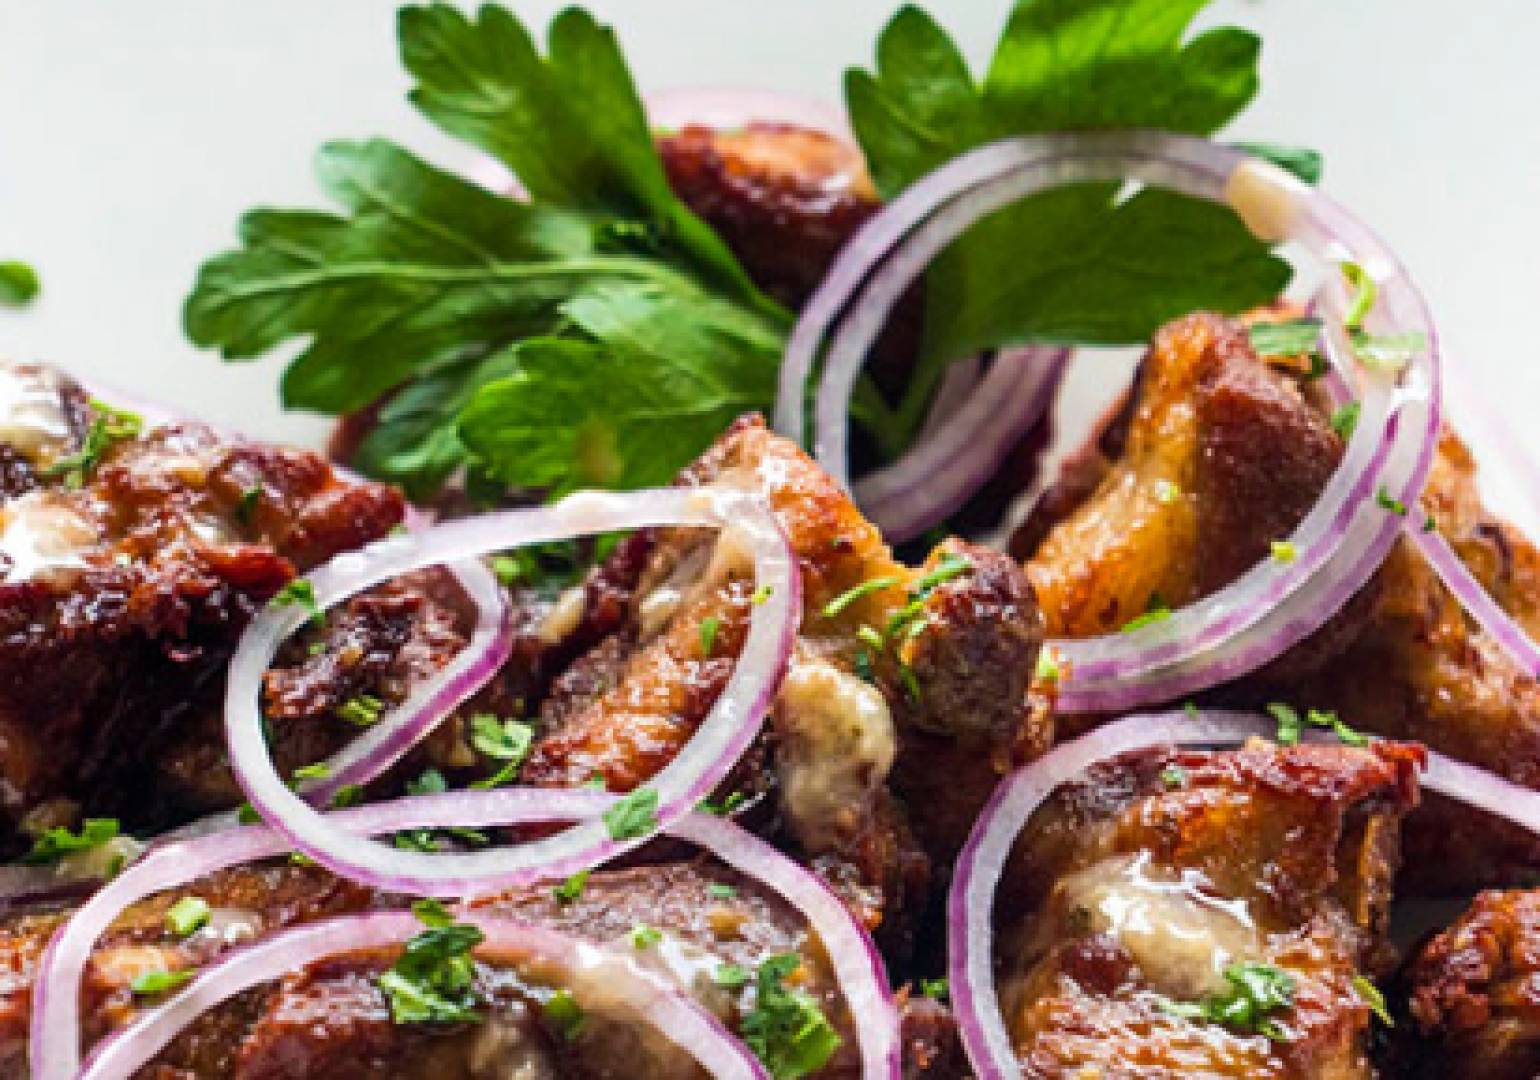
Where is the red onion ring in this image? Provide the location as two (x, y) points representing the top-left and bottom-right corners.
(224, 487), (799, 895)
(855, 346), (1069, 542)
(1406, 525), (1540, 676)
(777, 132), (1440, 710)
(77, 910), (767, 1080)
(35, 791), (897, 1080)
(946, 708), (1540, 1079)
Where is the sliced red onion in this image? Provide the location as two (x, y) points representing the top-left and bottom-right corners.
(855, 346), (1068, 542)
(77, 910), (766, 1080)
(224, 487), (799, 895)
(778, 132), (1439, 709)
(947, 708), (1540, 1079)
(36, 791), (896, 1080)
(1407, 525), (1540, 676)
(645, 86), (852, 139)
(918, 354), (983, 440)
(299, 553), (512, 805)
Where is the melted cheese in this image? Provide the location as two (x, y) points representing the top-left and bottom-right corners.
(0, 492), (99, 581)
(0, 364), (72, 464)
(774, 658), (897, 853)
(1057, 851), (1263, 999)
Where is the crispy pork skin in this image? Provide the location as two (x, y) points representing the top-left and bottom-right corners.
(997, 740), (1419, 1079)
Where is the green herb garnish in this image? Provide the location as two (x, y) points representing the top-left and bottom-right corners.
(22, 818), (120, 865)
(543, 988), (586, 1041)
(1375, 486), (1408, 516)
(337, 694), (384, 727)
(164, 896), (211, 938)
(553, 870), (589, 904)
(1352, 974), (1393, 1026)
(43, 400), (143, 488)
(699, 615), (721, 657)
(740, 953), (842, 1079)
(629, 924), (663, 949)
(1270, 540), (1297, 563)
(131, 968), (195, 997)
(1122, 595), (1172, 633)
(272, 578), (323, 626)
(1248, 318), (1322, 358)
(920, 977), (949, 1002)
(1330, 401), (1361, 440)
(0, 260), (40, 306)
(715, 963), (751, 989)
(1268, 701), (1366, 747)
(468, 714), (534, 789)
(378, 899), (485, 1024)
(602, 787), (659, 841)
(822, 575), (904, 619)
(1160, 961), (1296, 1039)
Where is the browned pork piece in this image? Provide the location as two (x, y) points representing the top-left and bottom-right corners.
(0, 858), (955, 1078)
(1016, 312), (1540, 894)
(521, 415), (1048, 956)
(0, 362), (417, 848)
(1387, 888), (1540, 1079)
(996, 738), (1419, 1079)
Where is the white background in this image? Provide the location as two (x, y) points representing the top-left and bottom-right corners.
(1, 1), (1536, 491)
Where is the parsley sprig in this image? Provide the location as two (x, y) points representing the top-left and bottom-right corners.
(379, 899), (485, 1024)
(1159, 961), (1296, 1040)
(739, 953), (842, 1080)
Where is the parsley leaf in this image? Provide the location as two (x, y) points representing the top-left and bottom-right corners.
(42, 400), (142, 488)
(1249, 318), (1322, 359)
(603, 787), (660, 841)
(0, 260), (40, 306)
(379, 900), (485, 1025)
(1159, 961), (1295, 1039)
(846, 0), (1292, 385)
(22, 818), (120, 865)
(740, 953), (842, 1079)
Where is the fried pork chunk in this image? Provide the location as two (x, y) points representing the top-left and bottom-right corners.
(1389, 888), (1540, 1079)
(997, 739), (1420, 1079)
(1017, 312), (1540, 892)
(521, 415), (1047, 951)
(0, 362), (407, 846)
(0, 859), (955, 1078)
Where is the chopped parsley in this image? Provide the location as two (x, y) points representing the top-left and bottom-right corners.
(165, 896), (211, 938)
(272, 578), (323, 626)
(408, 768), (448, 796)
(378, 900), (485, 1025)
(1160, 961), (1296, 1040)
(43, 400), (143, 488)
(1352, 974), (1393, 1027)
(628, 924), (663, 949)
(1375, 486), (1408, 516)
(913, 553), (972, 594)
(707, 883), (739, 900)
(1341, 261), (1377, 330)
(1270, 540), (1298, 564)
(715, 963), (751, 989)
(337, 694), (384, 727)
(740, 953), (842, 1080)
(0, 260), (40, 306)
(1034, 650), (1061, 684)
(602, 787), (659, 841)
(131, 968), (195, 997)
(919, 977), (949, 1002)
(235, 484), (262, 525)
(1352, 329), (1426, 371)
(1122, 595), (1173, 633)
(1268, 702), (1367, 747)
(699, 615), (721, 657)
(751, 584), (774, 606)
(468, 714), (534, 789)
(1331, 401), (1361, 440)
(553, 870), (589, 904)
(1248, 318), (1322, 359)
(821, 575), (903, 619)
(1160, 765), (1189, 790)
(700, 791), (748, 816)
(330, 784), (365, 809)
(542, 989), (586, 1041)
(291, 762), (331, 782)
(22, 818), (120, 865)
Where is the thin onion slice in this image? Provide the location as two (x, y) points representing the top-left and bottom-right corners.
(947, 709), (1540, 1079)
(855, 347), (1069, 542)
(1406, 524), (1540, 676)
(225, 486), (799, 895)
(778, 132), (1440, 710)
(78, 911), (767, 1080)
(35, 791), (898, 1080)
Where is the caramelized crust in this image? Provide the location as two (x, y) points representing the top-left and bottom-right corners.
(0, 369), (405, 845)
(1392, 888), (1540, 1079)
(999, 740), (1421, 1079)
